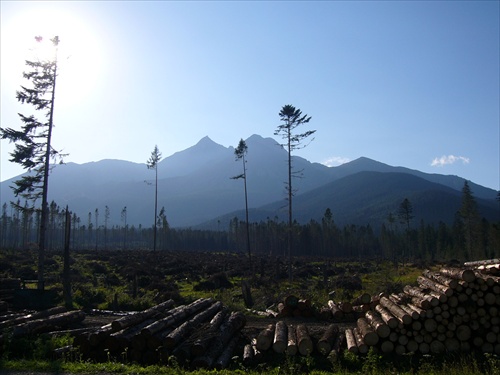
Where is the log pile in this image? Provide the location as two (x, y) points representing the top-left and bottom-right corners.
(274, 295), (315, 318)
(245, 321), (344, 364)
(74, 297), (246, 368)
(347, 266), (500, 356)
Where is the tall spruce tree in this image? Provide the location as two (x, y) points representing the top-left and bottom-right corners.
(459, 180), (481, 259)
(275, 104), (316, 280)
(146, 145), (162, 252)
(231, 138), (251, 267)
(398, 198), (414, 261)
(0, 36), (62, 290)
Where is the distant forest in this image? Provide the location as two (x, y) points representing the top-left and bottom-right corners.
(2, 190), (499, 263)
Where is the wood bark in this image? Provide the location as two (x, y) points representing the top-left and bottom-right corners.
(357, 317), (379, 346)
(317, 324), (339, 355)
(365, 310), (390, 338)
(296, 324), (313, 355)
(111, 299), (175, 332)
(379, 296), (412, 325)
(255, 324), (275, 351)
(327, 300), (344, 319)
(417, 276), (453, 297)
(272, 320), (288, 353)
(375, 304), (399, 329)
(439, 267), (476, 283)
(12, 310), (85, 337)
(286, 324), (298, 356)
(345, 328), (358, 354)
(352, 327), (368, 354)
(0, 306), (66, 330)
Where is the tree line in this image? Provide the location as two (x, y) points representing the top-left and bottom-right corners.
(1, 182), (498, 262)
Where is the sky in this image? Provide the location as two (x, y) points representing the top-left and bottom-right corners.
(1, 1), (499, 191)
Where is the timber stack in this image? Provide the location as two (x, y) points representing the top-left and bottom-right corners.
(73, 297), (246, 368)
(346, 262), (500, 356)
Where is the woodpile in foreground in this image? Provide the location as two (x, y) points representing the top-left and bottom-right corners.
(343, 264), (500, 356)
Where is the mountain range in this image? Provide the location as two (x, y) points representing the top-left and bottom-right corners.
(1, 134), (498, 230)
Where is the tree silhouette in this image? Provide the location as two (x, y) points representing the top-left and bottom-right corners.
(398, 198), (414, 262)
(275, 104), (315, 280)
(146, 145), (162, 252)
(0, 36), (63, 290)
(231, 139), (251, 268)
(459, 180), (481, 259)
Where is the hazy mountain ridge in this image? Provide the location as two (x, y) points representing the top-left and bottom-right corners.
(1, 134), (497, 229)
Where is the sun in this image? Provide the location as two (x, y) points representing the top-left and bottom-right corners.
(1, 5), (104, 110)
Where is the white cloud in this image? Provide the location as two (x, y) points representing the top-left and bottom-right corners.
(431, 155), (470, 167)
(322, 156), (351, 167)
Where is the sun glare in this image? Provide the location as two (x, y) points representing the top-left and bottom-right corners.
(2, 6), (104, 109)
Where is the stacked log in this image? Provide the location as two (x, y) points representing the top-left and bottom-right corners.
(74, 298), (245, 368)
(348, 266), (500, 356)
(276, 295), (315, 318)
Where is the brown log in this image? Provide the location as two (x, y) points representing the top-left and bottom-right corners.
(439, 267), (476, 283)
(327, 300), (344, 319)
(352, 327), (368, 354)
(417, 276), (453, 297)
(365, 310), (390, 338)
(243, 344), (254, 365)
(272, 321), (288, 353)
(422, 270), (459, 289)
(326, 332), (345, 363)
(357, 317), (379, 346)
(191, 311), (246, 368)
(296, 324), (313, 355)
(456, 325), (472, 341)
(352, 293), (371, 306)
(380, 340), (395, 353)
(111, 299), (175, 332)
(375, 304), (398, 329)
(163, 301), (222, 349)
(399, 304), (420, 321)
(339, 301), (353, 313)
(464, 259), (500, 267)
(379, 296), (412, 325)
(190, 308), (228, 357)
(214, 334), (239, 370)
(286, 324), (298, 356)
(255, 324), (275, 351)
(428, 290), (448, 304)
(0, 306), (66, 330)
(403, 285), (436, 307)
(88, 323), (113, 346)
(141, 299), (211, 337)
(406, 303), (426, 319)
(317, 324), (339, 355)
(284, 295), (299, 308)
(319, 306), (332, 320)
(106, 318), (156, 353)
(12, 310), (85, 337)
(345, 328), (358, 354)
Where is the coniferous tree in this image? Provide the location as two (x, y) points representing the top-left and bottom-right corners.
(0, 36), (63, 289)
(231, 139), (251, 267)
(459, 180), (481, 259)
(146, 145), (162, 252)
(398, 198), (414, 261)
(275, 104), (315, 280)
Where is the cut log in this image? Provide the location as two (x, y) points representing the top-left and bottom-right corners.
(12, 310), (85, 337)
(327, 332), (345, 364)
(317, 324), (339, 355)
(243, 343), (254, 365)
(0, 306), (67, 330)
(365, 310), (390, 338)
(106, 318), (156, 353)
(286, 324), (298, 356)
(352, 327), (368, 354)
(191, 311), (246, 368)
(255, 323), (275, 352)
(327, 300), (344, 320)
(141, 299), (211, 337)
(214, 334), (239, 370)
(379, 297), (412, 325)
(339, 301), (353, 313)
(345, 328), (358, 354)
(352, 293), (371, 306)
(111, 299), (175, 332)
(190, 307), (228, 357)
(439, 267), (476, 283)
(357, 317), (379, 346)
(163, 301), (222, 349)
(375, 304), (398, 329)
(272, 321), (288, 353)
(417, 276), (453, 297)
(296, 324), (313, 355)
(464, 259), (500, 267)
(380, 340), (395, 353)
(422, 270), (459, 289)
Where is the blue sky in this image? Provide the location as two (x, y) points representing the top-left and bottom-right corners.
(1, 1), (499, 190)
